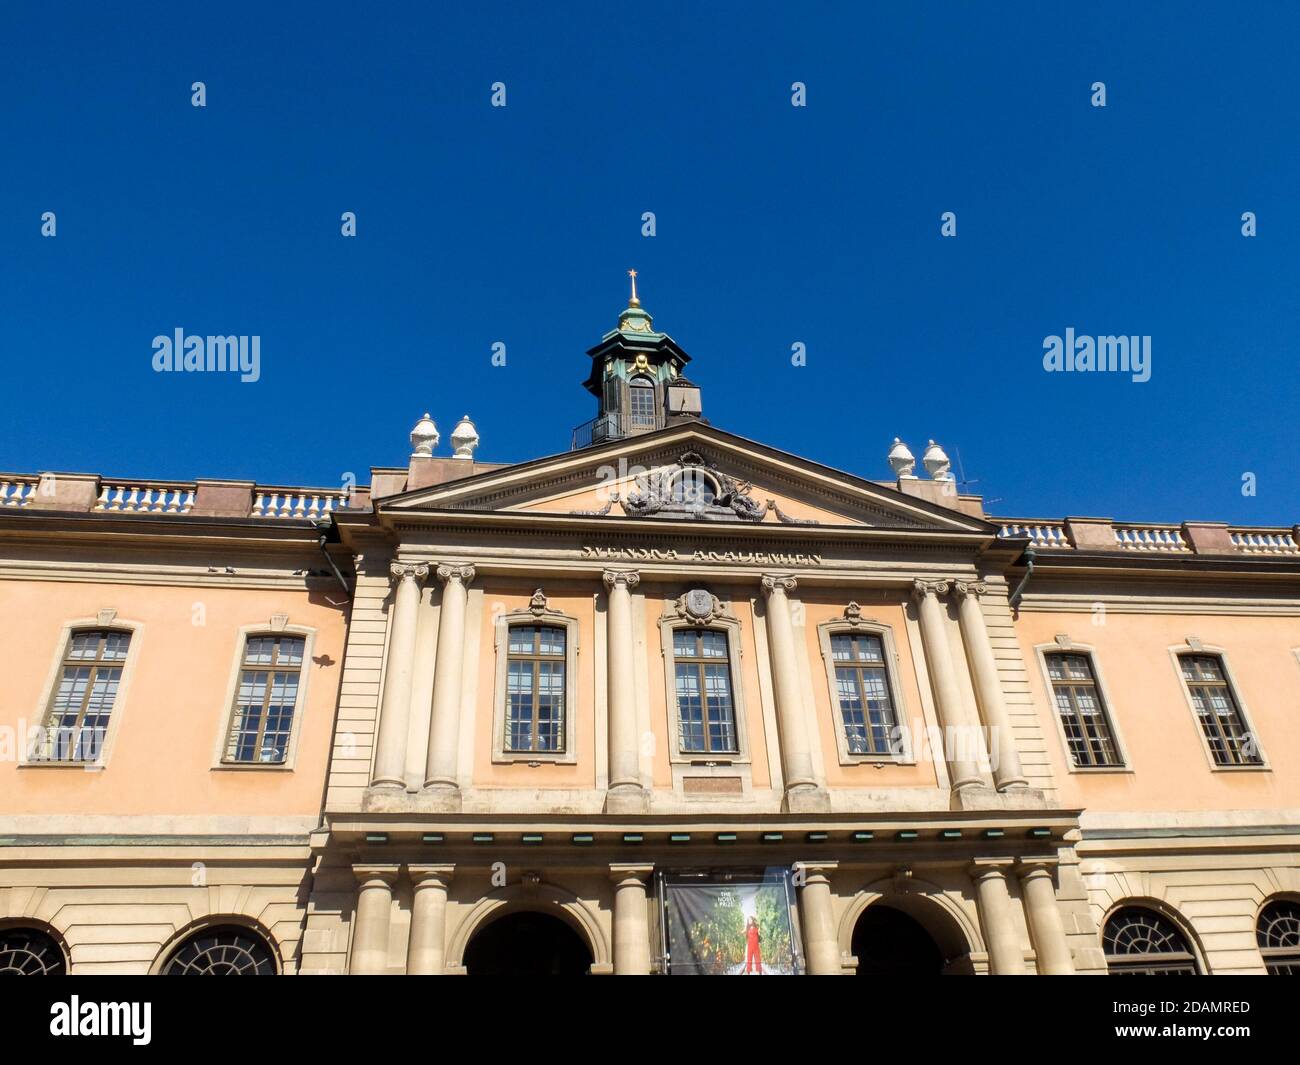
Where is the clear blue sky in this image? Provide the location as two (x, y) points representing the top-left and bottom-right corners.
(2, 1), (1297, 523)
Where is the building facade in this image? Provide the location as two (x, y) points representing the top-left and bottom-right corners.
(3, 290), (1299, 976)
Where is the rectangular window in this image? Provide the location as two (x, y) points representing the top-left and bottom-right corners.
(830, 632), (899, 756)
(35, 629), (131, 762)
(1044, 652), (1122, 768)
(673, 628), (737, 754)
(224, 635), (305, 764)
(505, 625), (566, 753)
(1179, 653), (1260, 766)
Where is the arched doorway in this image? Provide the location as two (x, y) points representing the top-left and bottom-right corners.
(850, 896), (973, 975)
(852, 905), (944, 975)
(464, 911), (592, 975)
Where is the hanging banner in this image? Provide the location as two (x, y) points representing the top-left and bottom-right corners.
(663, 875), (799, 975)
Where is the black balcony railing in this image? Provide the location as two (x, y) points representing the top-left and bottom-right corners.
(570, 413), (623, 450)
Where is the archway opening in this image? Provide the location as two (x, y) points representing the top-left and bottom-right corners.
(464, 911), (592, 976)
(1103, 907), (1199, 975)
(0, 927), (66, 975)
(852, 903), (946, 976)
(162, 924), (277, 975)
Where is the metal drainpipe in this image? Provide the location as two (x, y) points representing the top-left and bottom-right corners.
(315, 520), (352, 604)
(1008, 545), (1036, 612)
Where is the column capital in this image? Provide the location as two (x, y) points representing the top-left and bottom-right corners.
(389, 561), (430, 584)
(911, 577), (951, 601)
(968, 858), (1015, 881)
(608, 862), (655, 885)
(952, 580), (988, 600)
(408, 864), (456, 889)
(602, 568), (641, 590)
(760, 573), (797, 596)
(352, 863), (400, 887)
(1015, 856), (1060, 878)
(435, 562), (476, 586)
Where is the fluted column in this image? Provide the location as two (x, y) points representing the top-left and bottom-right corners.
(423, 563), (475, 803)
(953, 581), (1028, 790)
(371, 563), (429, 788)
(795, 862), (841, 975)
(350, 864), (399, 974)
(603, 570), (648, 813)
(609, 863), (654, 974)
(911, 579), (983, 791)
(761, 575), (827, 811)
(407, 864), (455, 975)
(1017, 859), (1074, 974)
(970, 860), (1026, 974)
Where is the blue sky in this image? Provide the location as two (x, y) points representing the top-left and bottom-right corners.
(2, 1), (1296, 523)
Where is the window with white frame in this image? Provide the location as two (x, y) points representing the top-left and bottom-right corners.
(672, 628), (738, 755)
(829, 631), (900, 757)
(223, 635), (305, 764)
(1177, 653), (1260, 766)
(33, 629), (131, 762)
(504, 624), (567, 754)
(1044, 652), (1122, 768)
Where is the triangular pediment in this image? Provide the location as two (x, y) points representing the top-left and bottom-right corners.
(381, 424), (994, 536)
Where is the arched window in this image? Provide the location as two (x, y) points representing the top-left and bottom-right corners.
(669, 469), (717, 506)
(1103, 908), (1199, 975)
(34, 629), (132, 762)
(1257, 900), (1300, 975)
(628, 375), (657, 429)
(163, 926), (277, 975)
(0, 927), (66, 975)
(505, 624), (567, 753)
(672, 628), (738, 754)
(223, 634), (306, 764)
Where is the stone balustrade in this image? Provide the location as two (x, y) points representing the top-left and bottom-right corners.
(0, 476), (39, 507)
(0, 471), (352, 520)
(95, 482), (196, 514)
(251, 489), (346, 520)
(997, 515), (1299, 557)
(1230, 528), (1299, 555)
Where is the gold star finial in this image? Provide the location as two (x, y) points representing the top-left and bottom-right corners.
(627, 268), (640, 307)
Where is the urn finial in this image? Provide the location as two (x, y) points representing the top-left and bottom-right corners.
(410, 412), (440, 457)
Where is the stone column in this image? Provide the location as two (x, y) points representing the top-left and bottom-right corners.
(952, 581), (1028, 791)
(423, 563), (475, 805)
(603, 570), (648, 813)
(350, 864), (399, 975)
(911, 579), (983, 791)
(795, 862), (841, 975)
(970, 860), (1026, 974)
(609, 863), (654, 975)
(371, 563), (429, 788)
(407, 864), (455, 975)
(761, 575), (828, 812)
(1017, 859), (1074, 975)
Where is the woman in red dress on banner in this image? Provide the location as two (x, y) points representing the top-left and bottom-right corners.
(743, 915), (763, 974)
